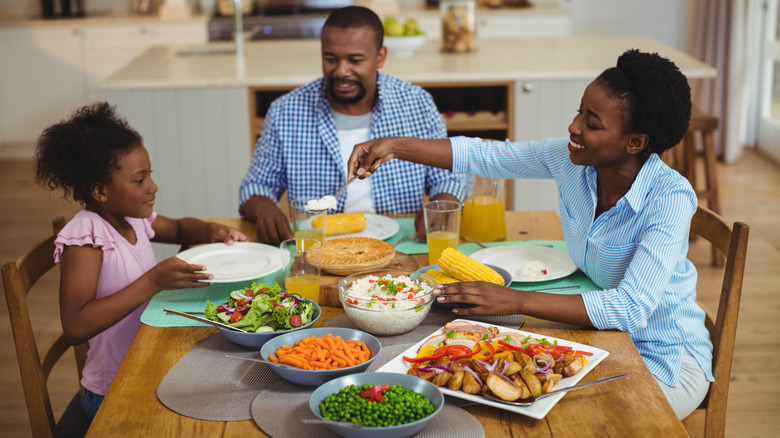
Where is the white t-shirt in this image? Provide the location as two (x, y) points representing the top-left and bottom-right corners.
(332, 110), (375, 213)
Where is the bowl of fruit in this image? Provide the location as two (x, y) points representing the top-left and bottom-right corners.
(383, 17), (426, 58)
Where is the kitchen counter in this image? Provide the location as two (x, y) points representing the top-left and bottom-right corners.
(103, 34), (715, 230)
(105, 35), (715, 90)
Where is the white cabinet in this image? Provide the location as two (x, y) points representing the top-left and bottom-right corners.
(409, 8), (572, 40)
(511, 79), (589, 212)
(0, 19), (207, 159)
(0, 26), (86, 158)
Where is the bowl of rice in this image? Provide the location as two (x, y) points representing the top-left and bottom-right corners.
(338, 269), (436, 336)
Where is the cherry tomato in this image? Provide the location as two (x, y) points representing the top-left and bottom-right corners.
(236, 298), (249, 308)
(245, 290), (255, 297)
(289, 314), (302, 327)
(217, 304), (227, 313)
(229, 312), (242, 323)
(258, 287), (270, 293)
(269, 300), (277, 306)
(273, 304), (285, 310)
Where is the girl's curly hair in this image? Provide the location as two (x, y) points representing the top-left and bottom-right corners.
(595, 49), (691, 159)
(35, 102), (142, 205)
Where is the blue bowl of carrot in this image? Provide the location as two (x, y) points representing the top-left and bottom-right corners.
(259, 327), (382, 386)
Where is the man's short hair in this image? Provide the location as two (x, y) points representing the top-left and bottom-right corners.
(323, 6), (384, 51)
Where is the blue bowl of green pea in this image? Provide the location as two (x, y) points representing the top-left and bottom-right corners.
(309, 372), (444, 438)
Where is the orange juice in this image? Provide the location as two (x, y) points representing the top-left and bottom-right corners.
(461, 195), (506, 242)
(294, 229), (325, 246)
(427, 231), (459, 265)
(285, 275), (320, 303)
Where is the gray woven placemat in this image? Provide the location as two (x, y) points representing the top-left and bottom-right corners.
(251, 379), (484, 438)
(323, 308), (524, 346)
(157, 334), (284, 421)
(157, 338), (418, 421)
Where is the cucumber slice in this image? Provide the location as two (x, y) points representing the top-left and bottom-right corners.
(229, 290), (245, 301)
(255, 326), (274, 333)
(216, 312), (230, 323)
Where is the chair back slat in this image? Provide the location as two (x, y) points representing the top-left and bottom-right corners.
(684, 206), (749, 438)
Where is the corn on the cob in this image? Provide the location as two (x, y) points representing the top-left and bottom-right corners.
(312, 212), (367, 236)
(438, 247), (504, 284)
(424, 269), (460, 284)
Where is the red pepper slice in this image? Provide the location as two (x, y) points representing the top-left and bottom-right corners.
(402, 349), (447, 364)
(497, 340), (532, 355)
(359, 384), (390, 402)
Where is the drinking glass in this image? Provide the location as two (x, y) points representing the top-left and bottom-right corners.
(423, 200), (462, 265)
(280, 238), (322, 304)
(289, 198), (326, 243)
(461, 175), (506, 242)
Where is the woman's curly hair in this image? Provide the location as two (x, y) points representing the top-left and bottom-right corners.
(595, 49), (691, 159)
(35, 102), (142, 205)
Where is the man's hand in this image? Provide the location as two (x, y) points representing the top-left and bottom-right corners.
(414, 192), (461, 242)
(242, 195), (293, 245)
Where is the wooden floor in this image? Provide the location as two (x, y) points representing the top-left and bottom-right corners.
(1, 149), (778, 437)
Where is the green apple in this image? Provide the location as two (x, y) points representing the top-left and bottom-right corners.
(404, 19), (423, 36)
(384, 17), (404, 37)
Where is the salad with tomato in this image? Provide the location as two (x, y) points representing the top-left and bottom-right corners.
(203, 282), (316, 332)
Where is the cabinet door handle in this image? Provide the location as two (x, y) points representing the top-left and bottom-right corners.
(521, 83), (534, 93)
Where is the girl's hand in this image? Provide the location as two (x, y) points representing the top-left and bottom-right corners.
(147, 256), (213, 290)
(209, 223), (248, 245)
(433, 282), (523, 316)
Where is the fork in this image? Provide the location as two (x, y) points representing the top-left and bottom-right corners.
(482, 373), (628, 407)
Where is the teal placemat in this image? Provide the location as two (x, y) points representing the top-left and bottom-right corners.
(140, 270), (285, 327)
(459, 240), (600, 295)
(386, 218), (428, 254)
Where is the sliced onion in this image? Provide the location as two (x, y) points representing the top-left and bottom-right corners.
(418, 364), (453, 374)
(500, 359), (509, 376)
(491, 371), (516, 386)
(555, 354), (565, 363)
(282, 292), (300, 309)
(237, 307), (250, 315)
(235, 290), (252, 301)
(535, 353), (553, 374)
(463, 365), (483, 387)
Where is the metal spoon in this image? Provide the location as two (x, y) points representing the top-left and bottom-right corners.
(482, 373), (628, 407)
(163, 308), (248, 333)
(300, 418), (366, 428)
(223, 354), (296, 369)
(305, 178), (358, 213)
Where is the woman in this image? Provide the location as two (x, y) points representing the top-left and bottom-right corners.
(347, 49), (711, 419)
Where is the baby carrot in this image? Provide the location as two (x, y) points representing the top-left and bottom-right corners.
(268, 333), (372, 370)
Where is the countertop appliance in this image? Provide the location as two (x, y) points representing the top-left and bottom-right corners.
(208, 0), (352, 41)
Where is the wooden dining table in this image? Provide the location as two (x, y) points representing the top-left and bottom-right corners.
(85, 211), (687, 437)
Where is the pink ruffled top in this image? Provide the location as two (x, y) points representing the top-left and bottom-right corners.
(54, 210), (157, 395)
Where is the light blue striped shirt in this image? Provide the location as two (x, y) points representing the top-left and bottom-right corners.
(238, 72), (466, 214)
(451, 136), (713, 387)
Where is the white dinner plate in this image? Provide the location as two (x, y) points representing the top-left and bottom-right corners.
(300, 213), (400, 241)
(470, 245), (578, 283)
(376, 319), (609, 420)
(176, 242), (283, 283)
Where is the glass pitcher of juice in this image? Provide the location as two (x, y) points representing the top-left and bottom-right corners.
(461, 176), (506, 242)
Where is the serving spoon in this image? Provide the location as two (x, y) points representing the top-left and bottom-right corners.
(223, 354), (297, 369)
(305, 177), (358, 213)
(163, 308), (248, 333)
(482, 373), (628, 407)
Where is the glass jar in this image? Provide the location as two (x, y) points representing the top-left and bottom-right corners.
(461, 175), (506, 242)
(440, 0), (477, 53)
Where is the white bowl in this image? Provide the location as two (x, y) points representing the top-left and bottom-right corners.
(384, 35), (426, 58)
(338, 269), (436, 336)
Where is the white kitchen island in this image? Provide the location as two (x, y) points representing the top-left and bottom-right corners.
(104, 35), (715, 221)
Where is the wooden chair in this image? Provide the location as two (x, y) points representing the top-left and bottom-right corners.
(682, 206), (749, 438)
(2, 217), (90, 438)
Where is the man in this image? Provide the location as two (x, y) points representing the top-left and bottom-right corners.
(238, 6), (465, 245)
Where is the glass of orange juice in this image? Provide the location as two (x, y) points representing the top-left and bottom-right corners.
(461, 176), (506, 242)
(423, 200), (462, 265)
(289, 198), (326, 245)
(280, 238), (322, 304)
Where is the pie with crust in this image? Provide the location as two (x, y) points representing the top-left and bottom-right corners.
(318, 237), (396, 275)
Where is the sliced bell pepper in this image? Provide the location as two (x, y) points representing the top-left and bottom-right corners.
(359, 384), (390, 402)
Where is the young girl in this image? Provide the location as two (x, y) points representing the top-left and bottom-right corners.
(35, 102), (247, 420)
(348, 50), (711, 420)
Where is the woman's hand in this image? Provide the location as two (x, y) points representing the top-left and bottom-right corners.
(209, 223), (248, 245)
(348, 137), (403, 179)
(147, 256), (213, 290)
(434, 282), (524, 316)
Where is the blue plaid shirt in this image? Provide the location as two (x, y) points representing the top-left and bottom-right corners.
(452, 136), (713, 387)
(239, 72), (466, 214)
